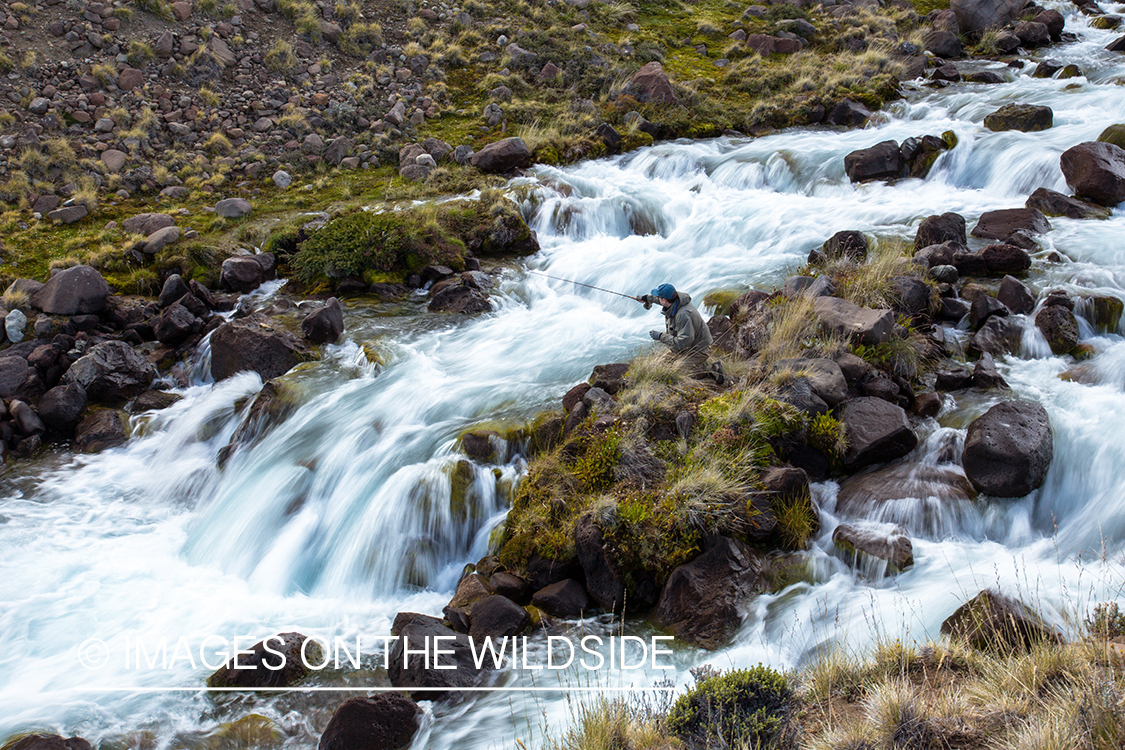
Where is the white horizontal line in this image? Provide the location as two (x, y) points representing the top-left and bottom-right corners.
(70, 686), (675, 693)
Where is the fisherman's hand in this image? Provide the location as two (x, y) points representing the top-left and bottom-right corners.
(649, 330), (662, 341)
(637, 295), (652, 309)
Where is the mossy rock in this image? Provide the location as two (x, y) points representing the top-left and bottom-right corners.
(941, 129), (959, 150)
(448, 458), (479, 525)
(1097, 124), (1125, 150)
(1090, 296), (1124, 332)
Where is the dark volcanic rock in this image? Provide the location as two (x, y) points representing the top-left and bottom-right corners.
(962, 401), (1053, 497)
(210, 315), (313, 381)
(31, 265), (109, 315)
(1026, 187), (1112, 220)
(318, 693), (422, 750)
(8, 736), (92, 750)
(575, 514), (627, 612)
(971, 209), (1050, 241)
(835, 397), (918, 471)
(74, 409), (127, 452)
(531, 579), (589, 618)
(429, 285), (493, 314)
(941, 589), (1062, 650)
(38, 383), (88, 434)
(1035, 304), (1080, 354)
(983, 103), (1053, 132)
(65, 341), (157, 402)
(915, 212), (966, 249)
(467, 594), (530, 638)
(654, 536), (763, 650)
(302, 297), (345, 344)
(980, 243), (1032, 274)
(470, 137), (531, 172)
(997, 275), (1035, 315)
(833, 523), (914, 573)
(388, 618), (495, 698)
(970, 315), (1022, 356)
(844, 140), (903, 182)
(1060, 141), (1125, 206)
(207, 632), (321, 688)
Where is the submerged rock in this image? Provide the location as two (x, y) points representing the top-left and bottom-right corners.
(833, 523), (914, 574)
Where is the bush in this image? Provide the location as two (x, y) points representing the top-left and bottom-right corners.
(666, 666), (794, 749)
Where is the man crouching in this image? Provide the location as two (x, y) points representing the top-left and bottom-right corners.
(636, 283), (724, 385)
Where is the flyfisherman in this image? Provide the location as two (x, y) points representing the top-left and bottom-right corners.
(636, 283), (724, 385)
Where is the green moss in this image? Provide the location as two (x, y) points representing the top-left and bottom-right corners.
(667, 666), (794, 749)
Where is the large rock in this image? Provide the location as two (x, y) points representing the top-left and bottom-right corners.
(207, 632), (321, 688)
(980, 243), (1032, 274)
(844, 141), (903, 182)
(74, 409), (127, 452)
(970, 314), (1022, 356)
(914, 212), (966, 249)
(574, 514), (626, 612)
(951, 0), (1026, 34)
(215, 198), (252, 218)
(210, 316), (313, 381)
(941, 589), (1062, 650)
(971, 208), (1050, 240)
(319, 694), (422, 750)
(623, 61), (676, 103)
(65, 341), (157, 402)
(891, 276), (935, 321)
(653, 536), (763, 650)
(813, 297), (894, 346)
(962, 401), (1052, 496)
(820, 230), (868, 262)
(387, 617), (496, 698)
(1025, 187), (1111, 220)
(301, 297), (345, 344)
(220, 257), (265, 293)
(470, 137), (531, 173)
(1035, 304), (1079, 354)
(7, 736), (92, 750)
(428, 285), (492, 314)
(31, 265), (109, 315)
(997, 275), (1035, 315)
(833, 523), (914, 573)
(772, 358), (847, 406)
(153, 302), (197, 346)
(924, 29), (963, 58)
(1060, 141), (1125, 206)
(123, 212), (176, 235)
(38, 383), (87, 434)
(0, 356), (30, 399)
(467, 594), (530, 638)
(835, 397), (918, 471)
(531, 579), (589, 618)
(983, 103), (1052, 132)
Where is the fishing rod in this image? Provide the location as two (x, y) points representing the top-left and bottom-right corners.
(527, 270), (640, 301)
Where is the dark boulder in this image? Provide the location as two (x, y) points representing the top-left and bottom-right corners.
(971, 208), (1050, 241)
(654, 536), (763, 650)
(1060, 141), (1125, 206)
(970, 294), (1009, 330)
(813, 297), (893, 346)
(7, 736), (92, 750)
(973, 352), (1008, 389)
(1025, 187), (1111, 220)
(65, 341), (157, 402)
(38, 383), (87, 434)
(970, 314), (1022, 356)
(821, 230), (868, 262)
(470, 137), (531, 173)
(489, 572), (531, 603)
(131, 390), (183, 413)
(220, 257), (265, 293)
(914, 212), (966, 249)
(210, 315), (313, 381)
(74, 409), (127, 452)
(31, 265), (109, 315)
(951, 0), (1025, 33)
(301, 297), (345, 344)
(531, 579), (589, 618)
(388, 618), (496, 698)
(1035, 304), (1080, 354)
(1035, 9), (1065, 39)
(319, 693), (422, 750)
(924, 29), (963, 58)
(997, 275), (1035, 315)
(574, 514), (626, 612)
(0, 356), (30, 399)
(428, 285), (493, 314)
(962, 401), (1053, 496)
(1014, 20), (1050, 47)
(158, 273), (191, 307)
(980, 243), (1032, 274)
(941, 589), (1062, 651)
(844, 141), (903, 182)
(891, 276), (934, 321)
(468, 594), (530, 638)
(772, 358), (847, 406)
(207, 632), (321, 688)
(835, 397), (918, 471)
(153, 302), (198, 346)
(589, 362), (630, 395)
(827, 98), (872, 127)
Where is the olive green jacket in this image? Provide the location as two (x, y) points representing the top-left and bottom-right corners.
(641, 291), (713, 354)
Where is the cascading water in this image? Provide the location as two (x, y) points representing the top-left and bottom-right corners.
(3, 3), (1125, 746)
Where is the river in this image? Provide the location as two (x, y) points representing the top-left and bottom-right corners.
(2, 3), (1124, 747)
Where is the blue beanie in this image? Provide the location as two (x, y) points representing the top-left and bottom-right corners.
(651, 283), (676, 300)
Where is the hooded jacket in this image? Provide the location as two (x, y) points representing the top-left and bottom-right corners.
(643, 291), (713, 355)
